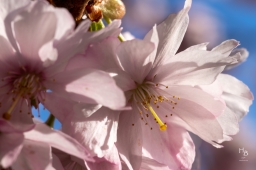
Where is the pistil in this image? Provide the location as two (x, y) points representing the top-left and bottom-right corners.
(147, 103), (167, 131)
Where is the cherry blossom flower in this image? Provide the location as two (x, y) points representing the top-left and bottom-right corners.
(0, 0), (125, 126)
(64, 0), (253, 169)
(0, 119), (92, 169)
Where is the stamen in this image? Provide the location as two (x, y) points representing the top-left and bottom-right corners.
(3, 89), (25, 120)
(146, 103), (167, 131)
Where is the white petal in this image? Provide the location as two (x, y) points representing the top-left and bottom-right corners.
(152, 0), (191, 67)
(117, 39), (155, 84)
(116, 108), (143, 170)
(12, 141), (53, 170)
(24, 124), (93, 161)
(211, 39), (239, 57)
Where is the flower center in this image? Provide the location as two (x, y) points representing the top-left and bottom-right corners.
(131, 81), (174, 131)
(1, 67), (46, 120)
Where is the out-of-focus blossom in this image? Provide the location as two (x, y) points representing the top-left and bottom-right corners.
(65, 0), (253, 169)
(122, 0), (170, 36)
(0, 0), (126, 126)
(0, 119), (92, 169)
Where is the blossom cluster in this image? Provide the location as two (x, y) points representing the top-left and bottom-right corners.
(0, 0), (253, 170)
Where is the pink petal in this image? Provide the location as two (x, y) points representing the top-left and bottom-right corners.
(0, 0), (30, 18)
(218, 74), (253, 101)
(52, 153), (64, 170)
(165, 86), (225, 117)
(0, 36), (16, 74)
(43, 93), (74, 123)
(0, 0), (30, 38)
(9, 99), (34, 129)
(0, 132), (23, 168)
(211, 39), (239, 56)
(24, 123), (93, 161)
(111, 69), (137, 91)
(44, 93), (102, 125)
(66, 37), (136, 91)
(144, 25), (159, 66)
(116, 108), (143, 170)
(216, 74), (253, 137)
(140, 155), (170, 170)
(86, 146), (121, 170)
(198, 74), (253, 143)
(152, 0), (191, 67)
(63, 107), (120, 158)
(52, 7), (75, 41)
(225, 48), (249, 70)
(47, 68), (126, 110)
(117, 39), (155, 84)
(0, 98), (35, 131)
(152, 50), (235, 86)
(45, 20), (121, 77)
(184, 42), (209, 51)
(12, 140), (54, 170)
(44, 20), (91, 76)
(216, 107), (239, 142)
(38, 41), (58, 67)
(163, 99), (224, 148)
(141, 118), (195, 170)
(10, 1), (57, 67)
(0, 119), (33, 133)
(65, 37), (121, 71)
(44, 93), (121, 158)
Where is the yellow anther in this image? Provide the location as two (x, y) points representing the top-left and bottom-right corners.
(147, 103), (167, 131)
(160, 125), (167, 131)
(158, 96), (164, 102)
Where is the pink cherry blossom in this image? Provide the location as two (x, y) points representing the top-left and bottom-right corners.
(0, 0), (125, 126)
(65, 0), (253, 169)
(0, 119), (92, 169)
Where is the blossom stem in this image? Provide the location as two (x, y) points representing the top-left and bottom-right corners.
(89, 19), (105, 31)
(103, 16), (125, 42)
(146, 103), (167, 131)
(45, 114), (55, 128)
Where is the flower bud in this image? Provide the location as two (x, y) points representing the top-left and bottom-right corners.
(99, 0), (126, 20)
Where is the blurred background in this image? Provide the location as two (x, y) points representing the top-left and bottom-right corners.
(36, 0), (256, 169)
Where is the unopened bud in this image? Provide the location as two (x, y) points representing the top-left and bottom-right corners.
(99, 0), (126, 20)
